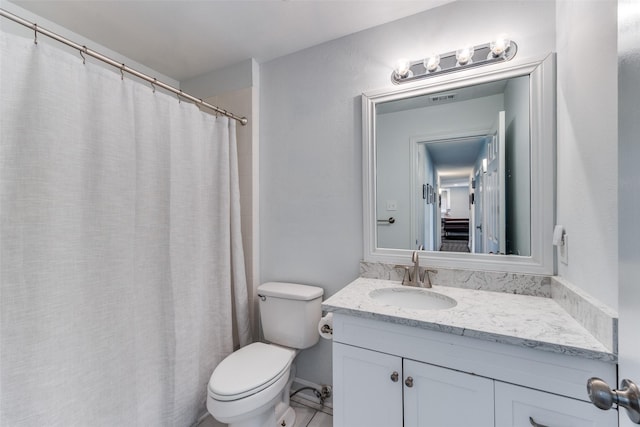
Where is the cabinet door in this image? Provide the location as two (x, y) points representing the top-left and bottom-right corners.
(495, 382), (618, 426)
(403, 359), (495, 427)
(332, 343), (403, 427)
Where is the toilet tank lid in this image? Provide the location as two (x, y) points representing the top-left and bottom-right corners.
(258, 282), (323, 301)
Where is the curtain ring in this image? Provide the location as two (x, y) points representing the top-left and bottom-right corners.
(151, 78), (156, 94)
(33, 23), (38, 45)
(177, 90), (182, 104)
(79, 46), (87, 65)
(120, 63), (125, 81)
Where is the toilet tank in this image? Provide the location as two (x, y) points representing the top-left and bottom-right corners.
(257, 282), (324, 349)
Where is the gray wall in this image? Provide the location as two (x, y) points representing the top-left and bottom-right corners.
(556, 0), (618, 310)
(180, 59), (255, 98)
(260, 1), (556, 387)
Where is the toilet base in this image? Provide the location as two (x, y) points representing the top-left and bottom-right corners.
(276, 405), (296, 427)
(209, 370), (297, 427)
(227, 408), (275, 427)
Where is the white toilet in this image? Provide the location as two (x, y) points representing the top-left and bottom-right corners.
(207, 282), (324, 427)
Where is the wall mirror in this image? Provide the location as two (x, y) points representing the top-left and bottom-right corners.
(362, 54), (556, 274)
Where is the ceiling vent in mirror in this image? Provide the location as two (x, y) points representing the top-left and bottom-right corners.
(430, 93), (456, 103)
(392, 35), (517, 85)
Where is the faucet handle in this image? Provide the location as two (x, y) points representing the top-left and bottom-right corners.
(402, 267), (413, 285)
(394, 265), (412, 285)
(420, 269), (437, 288)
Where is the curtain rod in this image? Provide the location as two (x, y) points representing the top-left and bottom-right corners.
(0, 8), (248, 126)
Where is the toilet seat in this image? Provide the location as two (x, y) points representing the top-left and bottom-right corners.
(208, 342), (296, 401)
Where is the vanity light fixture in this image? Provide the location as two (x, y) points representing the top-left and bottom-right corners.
(392, 35), (517, 84)
(423, 53), (441, 73)
(456, 46), (475, 66)
(394, 58), (412, 79)
(489, 34), (511, 58)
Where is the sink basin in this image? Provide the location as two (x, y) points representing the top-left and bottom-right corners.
(369, 287), (457, 310)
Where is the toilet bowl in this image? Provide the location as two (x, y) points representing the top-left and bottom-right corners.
(207, 343), (297, 426)
(207, 282), (323, 427)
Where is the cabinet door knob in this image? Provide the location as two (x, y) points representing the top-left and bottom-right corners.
(405, 376), (414, 387)
(587, 377), (640, 424)
(390, 371), (399, 382)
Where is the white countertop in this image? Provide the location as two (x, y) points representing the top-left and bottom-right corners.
(322, 277), (616, 362)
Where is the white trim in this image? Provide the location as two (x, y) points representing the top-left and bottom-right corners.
(363, 53), (556, 274)
(409, 137), (418, 250)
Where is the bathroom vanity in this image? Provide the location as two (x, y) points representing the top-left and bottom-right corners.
(342, 50), (624, 426)
(323, 278), (618, 427)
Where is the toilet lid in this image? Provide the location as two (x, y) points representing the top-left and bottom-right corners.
(208, 342), (295, 401)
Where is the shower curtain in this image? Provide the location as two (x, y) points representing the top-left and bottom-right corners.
(0, 31), (251, 426)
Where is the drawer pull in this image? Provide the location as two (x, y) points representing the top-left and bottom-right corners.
(529, 417), (549, 427)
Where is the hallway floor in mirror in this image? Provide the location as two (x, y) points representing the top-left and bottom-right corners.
(197, 396), (333, 427)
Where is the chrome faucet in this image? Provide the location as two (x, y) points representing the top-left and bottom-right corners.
(395, 251), (435, 288)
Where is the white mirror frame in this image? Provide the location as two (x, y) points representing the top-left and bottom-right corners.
(363, 53), (556, 274)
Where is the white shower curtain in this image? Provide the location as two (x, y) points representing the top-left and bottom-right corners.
(0, 31), (251, 426)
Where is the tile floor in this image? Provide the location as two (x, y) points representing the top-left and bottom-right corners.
(197, 397), (333, 427)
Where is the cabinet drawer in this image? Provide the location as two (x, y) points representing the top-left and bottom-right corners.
(495, 382), (618, 426)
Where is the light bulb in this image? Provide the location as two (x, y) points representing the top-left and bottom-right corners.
(456, 47), (474, 66)
(423, 54), (440, 73)
(394, 58), (412, 79)
(490, 34), (511, 57)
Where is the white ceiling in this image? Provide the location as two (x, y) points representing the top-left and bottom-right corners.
(426, 136), (488, 184)
(11, 0), (452, 82)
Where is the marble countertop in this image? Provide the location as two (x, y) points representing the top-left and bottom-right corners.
(322, 277), (616, 362)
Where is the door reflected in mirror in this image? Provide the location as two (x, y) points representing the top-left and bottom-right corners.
(375, 76), (530, 255)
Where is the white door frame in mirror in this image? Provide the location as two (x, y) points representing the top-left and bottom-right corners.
(363, 53), (556, 274)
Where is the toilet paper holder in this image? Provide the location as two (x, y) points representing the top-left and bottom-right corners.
(318, 313), (334, 339)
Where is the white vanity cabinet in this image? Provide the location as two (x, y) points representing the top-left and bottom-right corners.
(333, 343), (403, 426)
(331, 313), (618, 427)
(333, 343), (496, 427)
(403, 358), (494, 426)
(333, 343), (494, 427)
